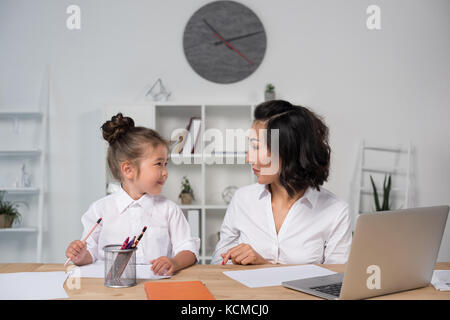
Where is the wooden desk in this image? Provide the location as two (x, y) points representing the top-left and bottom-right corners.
(1, 263), (449, 300)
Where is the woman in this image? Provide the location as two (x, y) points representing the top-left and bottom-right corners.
(211, 100), (352, 265)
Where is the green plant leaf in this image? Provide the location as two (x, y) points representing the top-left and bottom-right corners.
(385, 175), (392, 210)
(370, 175), (381, 211)
(265, 83), (275, 92)
(180, 176), (195, 200)
(380, 174), (392, 211)
(381, 174), (387, 210)
(0, 190), (22, 225)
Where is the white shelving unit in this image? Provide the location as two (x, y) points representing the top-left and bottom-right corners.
(0, 105), (48, 262)
(103, 102), (257, 264)
(352, 140), (412, 230)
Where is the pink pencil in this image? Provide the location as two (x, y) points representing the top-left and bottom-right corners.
(64, 218), (102, 267)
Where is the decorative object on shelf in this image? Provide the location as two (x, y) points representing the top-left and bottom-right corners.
(169, 134), (185, 154)
(145, 78), (171, 101)
(183, 1), (267, 84)
(170, 117), (201, 155)
(0, 191), (22, 228)
(264, 83), (275, 101)
(221, 185), (238, 205)
(179, 176), (195, 205)
(15, 164), (32, 188)
(369, 174), (392, 211)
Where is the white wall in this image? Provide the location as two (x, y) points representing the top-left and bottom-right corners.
(0, 0), (449, 262)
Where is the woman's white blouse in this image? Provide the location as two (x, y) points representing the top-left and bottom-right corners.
(211, 184), (352, 265)
(81, 187), (200, 265)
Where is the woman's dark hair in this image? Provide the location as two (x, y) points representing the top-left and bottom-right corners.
(253, 100), (331, 197)
(101, 113), (168, 180)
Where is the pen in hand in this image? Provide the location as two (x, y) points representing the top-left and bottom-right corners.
(64, 217), (102, 267)
(221, 252), (230, 265)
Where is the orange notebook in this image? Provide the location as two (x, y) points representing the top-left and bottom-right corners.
(144, 281), (215, 300)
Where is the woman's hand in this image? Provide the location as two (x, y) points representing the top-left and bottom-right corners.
(150, 256), (178, 276)
(221, 243), (269, 265)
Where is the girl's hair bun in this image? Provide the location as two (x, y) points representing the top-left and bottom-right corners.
(101, 112), (135, 145)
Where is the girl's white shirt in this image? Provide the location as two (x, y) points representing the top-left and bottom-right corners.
(81, 187), (200, 265)
(211, 183), (352, 265)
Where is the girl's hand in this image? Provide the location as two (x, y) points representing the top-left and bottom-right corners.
(221, 243), (269, 265)
(150, 256), (178, 276)
(65, 240), (89, 265)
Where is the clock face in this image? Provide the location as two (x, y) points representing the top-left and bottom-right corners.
(183, 1), (267, 84)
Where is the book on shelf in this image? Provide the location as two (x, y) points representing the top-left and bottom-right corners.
(181, 117), (201, 154)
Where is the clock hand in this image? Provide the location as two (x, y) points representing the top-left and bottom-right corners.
(203, 19), (254, 65)
(214, 30), (264, 46)
(185, 30), (263, 51)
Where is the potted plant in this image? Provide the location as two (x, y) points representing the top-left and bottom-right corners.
(0, 191), (22, 228)
(369, 174), (392, 211)
(264, 83), (275, 101)
(179, 176), (195, 205)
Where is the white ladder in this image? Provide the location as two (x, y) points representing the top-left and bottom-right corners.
(0, 68), (49, 262)
(36, 70), (49, 262)
(352, 140), (412, 229)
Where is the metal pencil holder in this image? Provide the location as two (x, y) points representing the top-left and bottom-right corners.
(103, 244), (137, 288)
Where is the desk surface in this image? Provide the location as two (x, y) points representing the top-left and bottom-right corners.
(1, 262), (449, 300)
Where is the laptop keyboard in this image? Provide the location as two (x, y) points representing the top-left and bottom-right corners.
(310, 282), (342, 297)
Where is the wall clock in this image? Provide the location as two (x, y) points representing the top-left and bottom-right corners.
(183, 1), (267, 84)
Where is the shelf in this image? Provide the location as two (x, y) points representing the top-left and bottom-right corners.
(0, 188), (40, 195)
(154, 102), (255, 107)
(360, 187), (403, 194)
(364, 145), (408, 153)
(205, 205), (228, 210)
(0, 110), (43, 118)
(154, 103), (202, 108)
(0, 150), (41, 157)
(206, 152), (247, 160)
(169, 153), (203, 164)
(170, 153), (203, 159)
(0, 228), (38, 233)
(362, 166), (406, 175)
(169, 152), (247, 165)
(180, 205), (203, 210)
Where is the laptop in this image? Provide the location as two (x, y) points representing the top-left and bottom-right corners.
(282, 205), (449, 300)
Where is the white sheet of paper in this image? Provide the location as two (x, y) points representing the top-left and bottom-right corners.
(431, 270), (450, 291)
(0, 272), (69, 300)
(223, 265), (336, 288)
(67, 261), (170, 280)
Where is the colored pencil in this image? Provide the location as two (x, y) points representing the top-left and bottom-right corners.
(131, 226), (148, 248)
(125, 236), (136, 249)
(120, 237), (130, 250)
(64, 218), (102, 267)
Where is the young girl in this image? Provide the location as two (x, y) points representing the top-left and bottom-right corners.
(65, 113), (199, 276)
